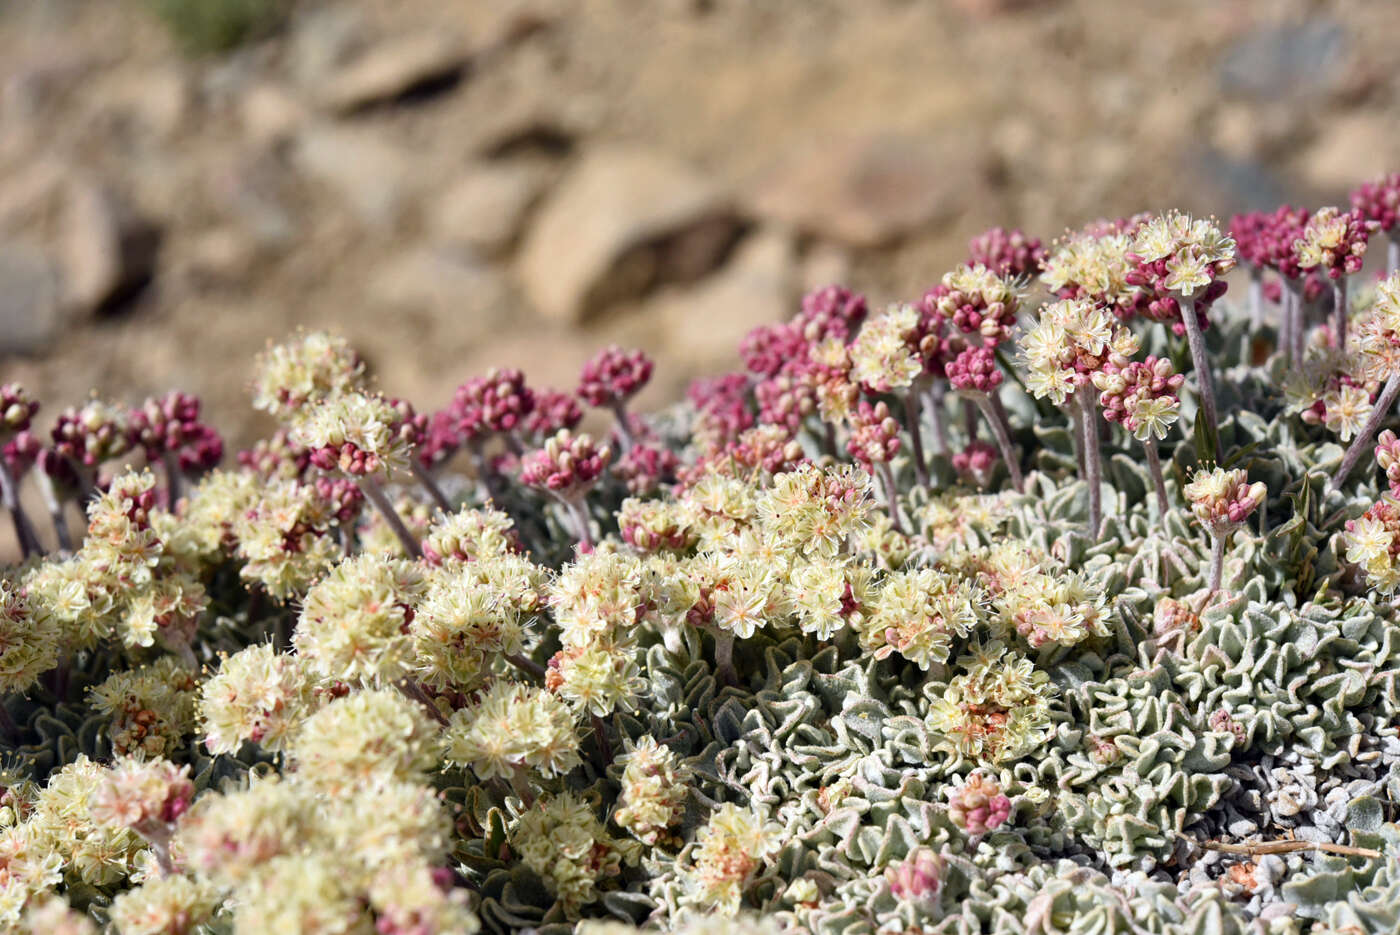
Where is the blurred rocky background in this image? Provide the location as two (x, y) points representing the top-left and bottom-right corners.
(0, 0), (1395, 442)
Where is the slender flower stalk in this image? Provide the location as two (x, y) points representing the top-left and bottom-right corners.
(902, 391), (929, 487)
(358, 476), (422, 558)
(1332, 373), (1400, 489)
(1144, 439), (1170, 525)
(1078, 387), (1103, 538)
(1333, 272), (1400, 488)
(409, 459), (453, 514)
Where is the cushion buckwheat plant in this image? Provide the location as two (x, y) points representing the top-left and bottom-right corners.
(12, 182), (1400, 935)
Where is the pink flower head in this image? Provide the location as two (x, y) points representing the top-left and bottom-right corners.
(944, 346), (1003, 394)
(239, 429), (313, 479)
(312, 475), (366, 525)
(1092, 356), (1184, 440)
(130, 391), (224, 471)
(417, 409), (462, 469)
(4, 430), (42, 478)
(968, 226), (1046, 279)
(384, 397), (429, 451)
(1377, 429), (1400, 496)
(952, 440), (998, 488)
(754, 371), (817, 434)
(51, 399), (133, 468)
(740, 322), (809, 379)
(578, 346), (653, 408)
(0, 383), (38, 437)
(613, 443), (679, 495)
(884, 847), (944, 904)
(688, 372), (755, 452)
(523, 388), (584, 441)
(453, 369), (536, 438)
(796, 284), (868, 344)
(846, 400), (901, 468)
(923, 266), (1021, 348)
(519, 430), (612, 500)
(1352, 174), (1400, 233)
(947, 773), (1012, 836)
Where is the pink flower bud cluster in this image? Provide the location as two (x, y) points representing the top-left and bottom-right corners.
(740, 322), (810, 379)
(0, 383), (38, 436)
(1376, 430), (1400, 496)
(312, 476), (366, 526)
(308, 440), (378, 476)
(952, 440), (997, 487)
(239, 429), (312, 479)
(522, 388), (583, 441)
(947, 773), (1012, 836)
(1184, 466), (1267, 536)
(455, 369), (537, 439)
(130, 391), (224, 472)
(1352, 174), (1400, 233)
(846, 401), (901, 468)
(613, 443), (679, 495)
(418, 411), (462, 468)
(1092, 356), (1184, 439)
(5, 430), (42, 478)
(519, 430), (612, 499)
(884, 847), (944, 904)
(1294, 206), (1376, 279)
(797, 284), (868, 344)
(945, 346), (1003, 394)
(52, 400), (132, 468)
(967, 226), (1046, 278)
(753, 371), (816, 434)
(688, 373), (756, 452)
(578, 346), (653, 408)
(1231, 206), (1327, 304)
(923, 265), (1021, 348)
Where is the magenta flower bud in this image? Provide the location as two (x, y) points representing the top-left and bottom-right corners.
(797, 284), (868, 344)
(741, 322), (809, 379)
(846, 401), (901, 468)
(945, 346), (1003, 394)
(613, 443), (679, 496)
(519, 430), (612, 499)
(0, 383), (38, 437)
(884, 847), (944, 904)
(4, 430), (42, 478)
(578, 346), (653, 408)
(1352, 173), (1400, 233)
(417, 410), (462, 469)
(754, 372), (816, 434)
(453, 368), (536, 439)
(952, 440), (998, 487)
(523, 388), (583, 441)
(1376, 430), (1400, 496)
(239, 428), (312, 479)
(51, 399), (132, 468)
(947, 773), (1012, 836)
(688, 372), (756, 453)
(967, 226), (1046, 278)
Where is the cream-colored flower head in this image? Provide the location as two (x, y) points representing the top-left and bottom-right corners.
(294, 553), (426, 686)
(848, 304), (923, 393)
(252, 330), (365, 418)
(442, 681), (580, 781)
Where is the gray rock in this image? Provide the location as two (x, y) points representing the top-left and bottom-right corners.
(291, 124), (417, 230)
(429, 161), (551, 255)
(0, 242), (61, 354)
(516, 146), (739, 323)
(1218, 20), (1347, 100)
(317, 34), (467, 114)
(60, 181), (160, 314)
(745, 132), (975, 247)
